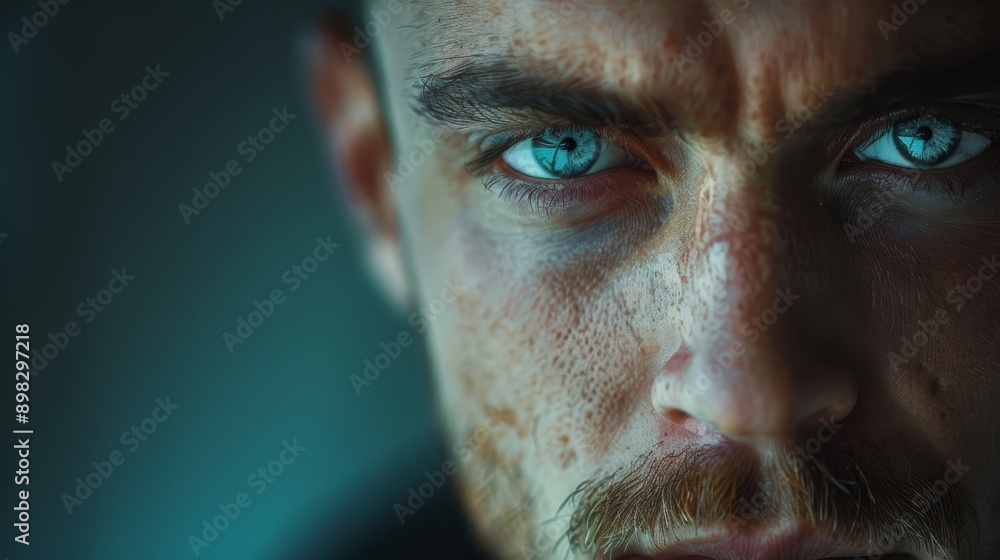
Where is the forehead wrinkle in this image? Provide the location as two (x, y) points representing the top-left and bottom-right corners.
(397, 0), (1000, 143)
(402, 0), (744, 135)
(725, 0), (1000, 148)
(402, 0), (506, 60)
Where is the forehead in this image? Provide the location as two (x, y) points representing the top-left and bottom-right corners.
(391, 0), (1000, 133)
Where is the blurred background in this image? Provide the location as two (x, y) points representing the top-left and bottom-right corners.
(1, 0), (460, 557)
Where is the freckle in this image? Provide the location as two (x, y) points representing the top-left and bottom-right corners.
(493, 407), (516, 424)
(559, 434), (569, 445)
(558, 449), (577, 469)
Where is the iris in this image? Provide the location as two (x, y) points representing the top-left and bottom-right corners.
(893, 116), (960, 165)
(529, 130), (602, 178)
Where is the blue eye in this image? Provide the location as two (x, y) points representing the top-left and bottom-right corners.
(502, 129), (631, 179)
(854, 115), (991, 169)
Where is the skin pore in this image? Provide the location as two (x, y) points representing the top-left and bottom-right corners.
(321, 1), (1000, 558)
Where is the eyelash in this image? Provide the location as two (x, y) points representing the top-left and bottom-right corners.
(481, 174), (604, 219)
(466, 125), (653, 219)
(837, 107), (1000, 200)
(467, 104), (1000, 221)
(465, 124), (623, 174)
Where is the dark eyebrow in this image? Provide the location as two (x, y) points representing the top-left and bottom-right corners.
(813, 45), (1000, 126)
(411, 45), (1000, 136)
(409, 58), (672, 133)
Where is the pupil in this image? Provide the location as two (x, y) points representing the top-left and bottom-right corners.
(558, 137), (577, 151)
(915, 126), (933, 141)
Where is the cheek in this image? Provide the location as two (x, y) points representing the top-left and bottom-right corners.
(439, 208), (677, 468)
(849, 228), (1000, 474)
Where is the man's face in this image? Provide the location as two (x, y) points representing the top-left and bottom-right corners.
(363, 1), (1000, 558)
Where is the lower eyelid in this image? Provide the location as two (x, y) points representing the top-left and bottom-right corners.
(833, 157), (1000, 213)
(856, 129), (992, 169)
(471, 127), (664, 222)
(482, 165), (658, 222)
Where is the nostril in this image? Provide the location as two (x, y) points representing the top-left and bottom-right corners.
(660, 408), (715, 437)
(651, 372), (719, 437)
(795, 371), (858, 433)
(663, 408), (690, 426)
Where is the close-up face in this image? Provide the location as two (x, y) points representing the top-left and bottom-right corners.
(323, 1), (1000, 558)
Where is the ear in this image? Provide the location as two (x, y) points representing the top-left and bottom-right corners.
(309, 14), (408, 310)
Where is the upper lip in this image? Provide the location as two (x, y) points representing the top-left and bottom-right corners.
(609, 524), (921, 560)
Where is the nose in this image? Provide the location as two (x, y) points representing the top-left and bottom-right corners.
(651, 330), (858, 438)
(651, 193), (857, 439)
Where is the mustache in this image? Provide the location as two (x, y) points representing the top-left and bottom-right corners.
(560, 437), (976, 558)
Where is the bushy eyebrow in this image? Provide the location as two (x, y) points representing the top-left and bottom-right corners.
(409, 58), (673, 133)
(409, 45), (1000, 136)
(797, 46), (1000, 127)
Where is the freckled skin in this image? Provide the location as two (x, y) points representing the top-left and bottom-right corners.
(367, 0), (1000, 558)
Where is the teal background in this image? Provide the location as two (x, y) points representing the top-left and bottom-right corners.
(1, 0), (441, 558)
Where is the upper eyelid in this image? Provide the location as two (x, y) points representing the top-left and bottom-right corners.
(852, 105), (1000, 147)
(814, 102), (1000, 163)
(467, 105), (1000, 179)
(465, 124), (641, 176)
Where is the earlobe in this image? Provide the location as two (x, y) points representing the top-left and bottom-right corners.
(309, 14), (409, 310)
